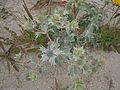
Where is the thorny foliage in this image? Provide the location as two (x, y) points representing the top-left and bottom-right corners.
(0, 0), (120, 89)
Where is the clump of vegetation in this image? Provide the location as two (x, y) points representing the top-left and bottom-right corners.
(94, 25), (120, 51)
(0, 0), (119, 89)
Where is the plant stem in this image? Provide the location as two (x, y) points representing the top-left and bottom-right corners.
(47, 33), (52, 41)
(107, 7), (120, 27)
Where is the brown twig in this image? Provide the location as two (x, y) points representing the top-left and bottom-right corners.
(107, 7), (120, 27)
(23, 0), (33, 20)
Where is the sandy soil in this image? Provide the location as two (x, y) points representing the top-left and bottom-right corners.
(0, 0), (120, 90)
(0, 51), (120, 90)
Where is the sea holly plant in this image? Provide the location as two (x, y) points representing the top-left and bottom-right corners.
(14, 53), (22, 62)
(70, 78), (86, 90)
(21, 1), (105, 85)
(26, 72), (38, 81)
(68, 47), (104, 77)
(40, 40), (67, 65)
(0, 0), (108, 88)
(73, 47), (85, 55)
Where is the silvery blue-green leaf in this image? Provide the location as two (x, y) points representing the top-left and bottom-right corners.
(35, 32), (41, 39)
(50, 43), (56, 50)
(53, 48), (63, 56)
(41, 24), (48, 32)
(49, 41), (59, 50)
(55, 55), (67, 63)
(49, 56), (56, 65)
(40, 46), (47, 52)
(41, 54), (49, 61)
(84, 22), (94, 37)
(63, 10), (69, 15)
(49, 28), (55, 33)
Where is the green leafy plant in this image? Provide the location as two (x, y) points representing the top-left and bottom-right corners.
(40, 41), (67, 65)
(21, 0), (106, 89)
(95, 26), (120, 51)
(0, 42), (20, 72)
(60, 77), (86, 90)
(1, 0), (112, 89)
